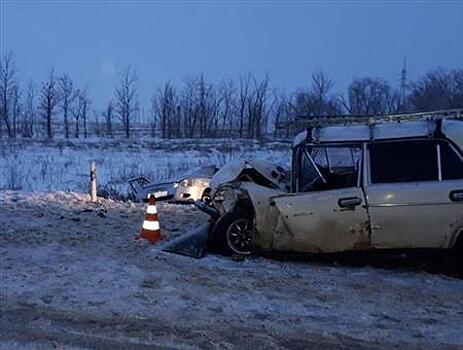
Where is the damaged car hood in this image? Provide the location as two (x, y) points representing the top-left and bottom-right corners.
(210, 159), (288, 192)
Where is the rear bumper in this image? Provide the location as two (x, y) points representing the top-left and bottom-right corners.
(129, 177), (176, 202)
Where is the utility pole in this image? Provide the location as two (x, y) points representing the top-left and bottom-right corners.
(399, 57), (408, 112)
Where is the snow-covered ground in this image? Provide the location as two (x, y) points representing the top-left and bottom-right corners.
(0, 138), (290, 197)
(1, 191), (462, 349)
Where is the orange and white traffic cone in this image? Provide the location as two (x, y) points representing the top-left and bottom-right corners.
(136, 194), (163, 243)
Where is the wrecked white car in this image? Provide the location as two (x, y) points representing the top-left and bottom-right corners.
(129, 165), (218, 203)
(167, 111), (463, 271)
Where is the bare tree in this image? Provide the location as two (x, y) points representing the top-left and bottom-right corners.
(181, 77), (198, 138)
(79, 89), (90, 138)
(311, 69), (334, 115)
(409, 68), (463, 111)
(0, 53), (18, 138)
(272, 92), (294, 139)
(23, 80), (36, 137)
(208, 86), (224, 138)
(196, 74), (214, 138)
(346, 77), (398, 115)
(93, 109), (100, 137)
(197, 75), (207, 138)
(294, 70), (342, 118)
(72, 90), (81, 138)
(71, 88), (89, 138)
(114, 67), (138, 138)
(246, 75), (269, 138)
(217, 79), (236, 137)
(149, 92), (163, 138)
(11, 84), (21, 137)
(58, 74), (76, 138)
(102, 100), (114, 137)
(238, 73), (251, 138)
(39, 68), (59, 139)
(154, 82), (179, 139)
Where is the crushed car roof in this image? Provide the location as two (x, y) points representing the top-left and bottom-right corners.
(292, 119), (463, 151)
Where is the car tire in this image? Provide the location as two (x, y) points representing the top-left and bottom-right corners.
(213, 209), (255, 256)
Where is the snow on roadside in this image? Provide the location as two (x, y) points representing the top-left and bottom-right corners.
(1, 191), (463, 348)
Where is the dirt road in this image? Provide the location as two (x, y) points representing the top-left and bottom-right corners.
(1, 191), (462, 349)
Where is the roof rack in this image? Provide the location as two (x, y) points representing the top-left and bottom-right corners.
(293, 108), (463, 128)
(279, 108), (463, 143)
(277, 109), (463, 130)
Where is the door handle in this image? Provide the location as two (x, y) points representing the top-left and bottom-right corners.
(338, 197), (362, 208)
(450, 190), (463, 202)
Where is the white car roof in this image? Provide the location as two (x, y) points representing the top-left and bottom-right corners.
(442, 119), (463, 152)
(292, 119), (463, 151)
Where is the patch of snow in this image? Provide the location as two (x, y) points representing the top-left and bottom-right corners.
(1, 191), (462, 348)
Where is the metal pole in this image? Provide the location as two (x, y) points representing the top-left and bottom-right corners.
(90, 161), (97, 202)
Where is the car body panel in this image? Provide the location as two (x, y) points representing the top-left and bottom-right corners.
(238, 182), (285, 251)
(367, 181), (463, 249)
(237, 182), (371, 253)
(267, 187), (370, 253)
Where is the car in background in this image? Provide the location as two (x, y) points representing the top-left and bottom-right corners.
(129, 165), (218, 203)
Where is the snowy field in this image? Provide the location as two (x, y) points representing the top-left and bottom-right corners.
(1, 191), (463, 349)
(0, 138), (291, 197)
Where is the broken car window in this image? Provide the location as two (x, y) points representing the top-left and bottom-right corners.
(298, 148), (326, 192)
(299, 145), (361, 192)
(440, 141), (463, 180)
(317, 146), (361, 190)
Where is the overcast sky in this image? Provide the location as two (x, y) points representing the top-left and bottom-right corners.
(1, 0), (463, 108)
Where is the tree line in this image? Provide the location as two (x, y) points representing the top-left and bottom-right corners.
(1, 52), (462, 140)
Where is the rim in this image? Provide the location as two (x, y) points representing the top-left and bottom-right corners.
(225, 218), (254, 255)
(201, 191), (211, 203)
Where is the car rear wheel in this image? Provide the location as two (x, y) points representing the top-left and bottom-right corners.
(214, 210), (255, 255)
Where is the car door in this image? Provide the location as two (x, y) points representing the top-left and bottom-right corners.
(366, 139), (463, 249)
(270, 144), (371, 253)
